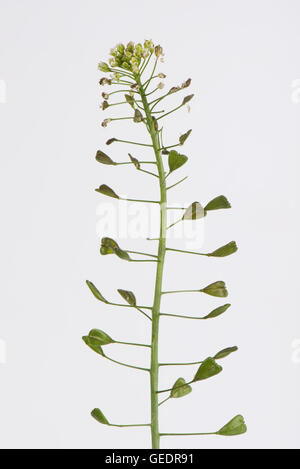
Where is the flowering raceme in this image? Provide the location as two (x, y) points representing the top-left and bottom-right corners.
(98, 40), (163, 77)
(85, 39), (247, 450)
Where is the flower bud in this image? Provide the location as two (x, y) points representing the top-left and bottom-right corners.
(169, 86), (180, 94)
(126, 41), (134, 53)
(158, 73), (166, 78)
(181, 78), (192, 88)
(106, 138), (117, 145)
(155, 45), (163, 57)
(99, 77), (111, 86)
(98, 62), (110, 72)
(101, 118), (111, 128)
(182, 94), (194, 105)
(135, 43), (143, 58)
(144, 39), (154, 53)
(116, 43), (125, 54)
(129, 153), (140, 169)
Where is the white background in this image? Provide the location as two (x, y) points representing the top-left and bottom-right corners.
(0, 0), (299, 449)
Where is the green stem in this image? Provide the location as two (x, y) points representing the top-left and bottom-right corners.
(126, 250), (158, 258)
(160, 312), (205, 320)
(157, 104), (184, 120)
(162, 289), (200, 294)
(105, 355), (149, 372)
(158, 396), (170, 407)
(138, 168), (159, 178)
(160, 432), (216, 436)
(108, 302), (152, 310)
(159, 360), (203, 366)
(137, 76), (167, 449)
(166, 247), (207, 256)
(135, 307), (152, 321)
(116, 161), (157, 165)
(120, 197), (159, 204)
(129, 259), (158, 263)
(115, 139), (152, 147)
(166, 177), (188, 191)
(110, 423), (151, 428)
(115, 340), (151, 348)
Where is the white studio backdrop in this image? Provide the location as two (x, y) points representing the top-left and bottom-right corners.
(0, 0), (299, 449)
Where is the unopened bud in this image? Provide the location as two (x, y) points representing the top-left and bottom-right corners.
(99, 77), (112, 86)
(158, 73), (166, 78)
(182, 94), (194, 105)
(98, 62), (110, 73)
(155, 45), (163, 57)
(169, 86), (180, 94)
(101, 118), (112, 128)
(106, 138), (117, 145)
(181, 78), (192, 88)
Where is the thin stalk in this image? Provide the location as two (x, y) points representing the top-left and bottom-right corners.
(160, 432), (216, 437)
(135, 307), (152, 321)
(114, 139), (152, 147)
(120, 197), (159, 204)
(110, 423), (151, 428)
(115, 340), (151, 348)
(116, 161), (157, 165)
(137, 75), (167, 449)
(166, 247), (207, 256)
(157, 104), (184, 120)
(159, 360), (203, 366)
(137, 168), (159, 178)
(126, 250), (158, 258)
(166, 177), (188, 191)
(105, 355), (149, 372)
(162, 289), (200, 294)
(146, 87), (160, 97)
(159, 143), (181, 151)
(144, 58), (158, 91)
(107, 89), (139, 96)
(158, 396), (170, 407)
(160, 312), (206, 320)
(129, 259), (158, 263)
(108, 302), (152, 309)
(166, 219), (181, 230)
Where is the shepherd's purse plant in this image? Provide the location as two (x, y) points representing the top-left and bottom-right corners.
(83, 39), (247, 449)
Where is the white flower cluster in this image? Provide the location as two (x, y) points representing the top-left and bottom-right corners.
(98, 40), (163, 76)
